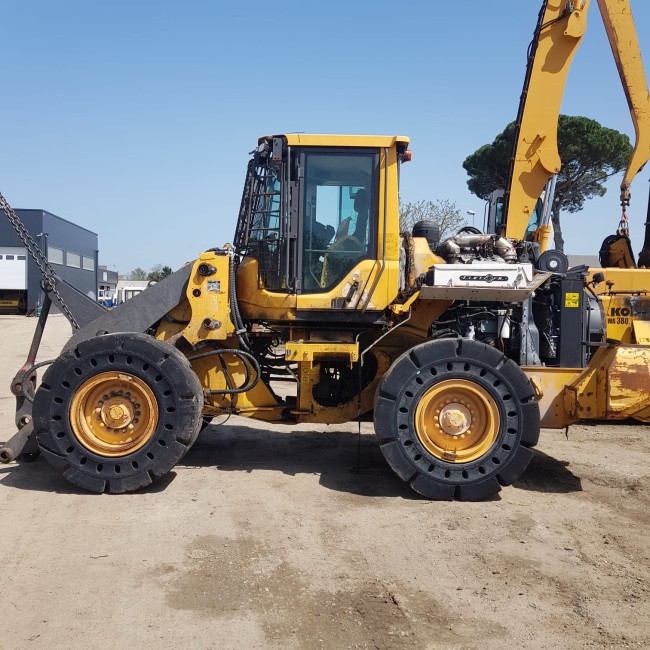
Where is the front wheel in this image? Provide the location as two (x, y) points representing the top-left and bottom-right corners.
(33, 333), (204, 493)
(374, 339), (539, 501)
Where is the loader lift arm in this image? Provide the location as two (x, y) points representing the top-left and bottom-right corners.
(503, 0), (650, 250)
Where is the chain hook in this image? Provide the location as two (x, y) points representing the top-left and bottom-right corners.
(617, 202), (630, 237)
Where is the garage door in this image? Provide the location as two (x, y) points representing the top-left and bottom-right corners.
(0, 247), (27, 290)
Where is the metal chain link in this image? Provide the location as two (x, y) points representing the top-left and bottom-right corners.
(0, 191), (79, 329)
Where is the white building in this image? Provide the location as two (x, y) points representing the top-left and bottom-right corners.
(114, 279), (154, 304)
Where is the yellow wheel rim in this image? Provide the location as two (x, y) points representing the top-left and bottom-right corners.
(414, 379), (500, 463)
(70, 371), (159, 457)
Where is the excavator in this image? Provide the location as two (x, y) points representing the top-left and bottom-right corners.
(1, 0), (649, 500)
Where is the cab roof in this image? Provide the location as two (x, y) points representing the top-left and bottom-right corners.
(258, 134), (410, 148)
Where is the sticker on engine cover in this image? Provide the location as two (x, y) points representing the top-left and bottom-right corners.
(207, 280), (221, 292)
(565, 292), (580, 308)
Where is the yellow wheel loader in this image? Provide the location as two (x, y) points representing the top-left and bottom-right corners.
(1, 0), (649, 500)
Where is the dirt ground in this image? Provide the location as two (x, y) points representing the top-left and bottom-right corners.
(0, 314), (648, 649)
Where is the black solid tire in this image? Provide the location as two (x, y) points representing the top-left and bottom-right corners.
(32, 333), (204, 494)
(374, 339), (540, 501)
(18, 451), (41, 462)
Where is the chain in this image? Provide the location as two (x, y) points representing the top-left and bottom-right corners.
(617, 207), (630, 237)
(0, 191), (79, 329)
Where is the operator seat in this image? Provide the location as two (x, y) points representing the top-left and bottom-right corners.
(351, 188), (369, 241)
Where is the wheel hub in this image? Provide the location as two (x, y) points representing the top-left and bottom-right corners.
(102, 400), (134, 429)
(70, 371), (158, 457)
(439, 403), (471, 435)
(414, 378), (500, 463)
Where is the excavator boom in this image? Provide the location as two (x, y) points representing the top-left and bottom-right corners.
(504, 0), (650, 244)
(597, 0), (650, 204)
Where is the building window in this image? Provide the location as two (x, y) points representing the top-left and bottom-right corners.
(67, 252), (81, 268)
(5, 255), (14, 260)
(83, 256), (95, 271)
(102, 271), (108, 281)
(17, 255), (26, 260)
(49, 247), (64, 265)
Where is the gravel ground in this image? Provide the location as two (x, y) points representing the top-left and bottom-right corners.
(0, 314), (648, 649)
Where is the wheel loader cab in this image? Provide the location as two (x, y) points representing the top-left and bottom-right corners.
(234, 134), (409, 319)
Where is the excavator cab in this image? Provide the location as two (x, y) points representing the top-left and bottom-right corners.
(488, 178), (555, 248)
(233, 134), (410, 319)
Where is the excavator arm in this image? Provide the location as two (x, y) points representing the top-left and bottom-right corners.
(504, 0), (650, 249)
(598, 0), (650, 206)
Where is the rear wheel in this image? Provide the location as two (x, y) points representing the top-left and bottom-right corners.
(33, 333), (204, 493)
(374, 339), (539, 501)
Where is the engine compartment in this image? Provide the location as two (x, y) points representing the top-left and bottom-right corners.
(420, 230), (605, 369)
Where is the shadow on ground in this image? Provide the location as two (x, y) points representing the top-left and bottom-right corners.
(187, 425), (419, 500)
(0, 458), (179, 495)
(0, 424), (583, 498)
(514, 449), (583, 493)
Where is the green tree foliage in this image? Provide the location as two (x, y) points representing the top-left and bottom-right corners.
(399, 199), (466, 241)
(463, 115), (632, 251)
(147, 264), (173, 282)
(125, 265), (172, 282)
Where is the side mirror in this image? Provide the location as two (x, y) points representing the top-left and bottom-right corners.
(591, 271), (605, 288)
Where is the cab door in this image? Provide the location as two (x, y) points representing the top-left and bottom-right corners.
(296, 148), (390, 312)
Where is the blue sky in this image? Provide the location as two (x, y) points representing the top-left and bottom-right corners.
(2, 1), (649, 273)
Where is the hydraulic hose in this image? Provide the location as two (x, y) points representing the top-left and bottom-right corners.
(228, 253), (252, 353)
(187, 347), (260, 395)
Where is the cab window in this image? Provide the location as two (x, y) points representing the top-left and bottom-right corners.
(301, 150), (378, 293)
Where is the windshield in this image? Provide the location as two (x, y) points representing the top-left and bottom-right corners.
(301, 150), (378, 293)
